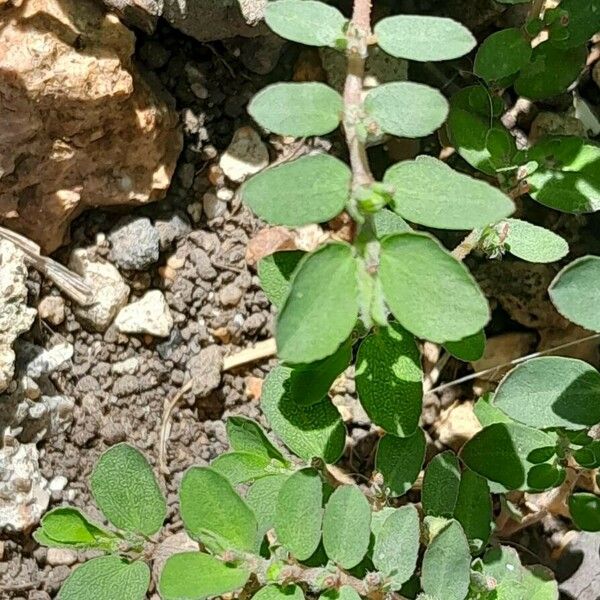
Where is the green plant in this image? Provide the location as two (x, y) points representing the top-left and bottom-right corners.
(39, 0), (600, 597)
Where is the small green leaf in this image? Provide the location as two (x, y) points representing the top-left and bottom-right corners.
(372, 209), (412, 238)
(384, 156), (515, 229)
(253, 584), (305, 600)
(265, 0), (347, 48)
(277, 243), (359, 364)
(527, 464), (565, 491)
(372, 505), (420, 589)
(364, 82), (449, 138)
(274, 468), (323, 560)
(249, 83), (343, 137)
(322, 485), (371, 569)
(444, 330), (486, 362)
(179, 467), (258, 553)
(242, 155), (351, 227)
(375, 16), (476, 61)
(90, 443), (166, 536)
(473, 394), (511, 427)
(525, 137), (600, 213)
(450, 85), (505, 118)
(514, 43), (586, 100)
(261, 365), (346, 463)
(159, 552), (250, 600)
(460, 422), (557, 491)
(356, 322), (423, 437)
(422, 451), (461, 517)
(503, 219), (569, 263)
(258, 251), (305, 309)
(211, 452), (276, 485)
(550, 256), (600, 331)
(546, 0), (600, 49)
(421, 520), (471, 600)
(227, 417), (288, 464)
(453, 470), (492, 553)
(320, 586), (362, 600)
(246, 474), (289, 539)
(59, 556), (149, 600)
(474, 28), (531, 81)
(379, 232), (490, 343)
(569, 493), (600, 532)
(573, 441), (600, 469)
(376, 429), (426, 497)
(493, 357), (600, 430)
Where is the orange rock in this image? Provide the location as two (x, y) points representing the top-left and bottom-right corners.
(245, 376), (263, 401)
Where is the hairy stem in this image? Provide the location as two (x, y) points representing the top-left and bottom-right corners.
(343, 0), (375, 190)
(451, 229), (482, 261)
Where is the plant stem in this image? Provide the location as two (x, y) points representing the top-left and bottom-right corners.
(451, 229), (481, 261)
(343, 0), (375, 191)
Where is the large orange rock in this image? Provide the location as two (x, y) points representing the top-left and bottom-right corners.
(0, 0), (182, 252)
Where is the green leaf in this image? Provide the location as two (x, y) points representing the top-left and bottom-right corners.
(545, 0), (600, 49)
(422, 451), (461, 517)
(277, 243), (359, 364)
(59, 556), (149, 600)
(246, 474), (289, 539)
(474, 28), (531, 81)
(322, 485), (371, 569)
(473, 394), (511, 427)
(258, 251), (305, 310)
(375, 15), (476, 62)
(320, 587), (362, 600)
(90, 443), (166, 536)
(502, 218), (569, 263)
(569, 493), (600, 532)
(364, 83), (449, 138)
(376, 429), (426, 497)
(525, 137), (600, 213)
(34, 508), (116, 552)
(444, 330), (486, 362)
(421, 520), (471, 600)
(514, 43), (586, 100)
(372, 505), (420, 589)
(460, 422), (557, 491)
(528, 464), (565, 491)
(384, 156), (514, 229)
(159, 552), (250, 600)
(227, 417), (288, 464)
(253, 585), (305, 600)
(372, 209), (411, 238)
(261, 365), (346, 462)
(379, 232), (490, 343)
(574, 441), (600, 469)
(453, 470), (492, 553)
(242, 155), (350, 227)
(280, 339), (352, 407)
(265, 0), (347, 48)
(248, 83), (343, 137)
(356, 322), (422, 437)
(450, 85), (505, 119)
(211, 452), (276, 485)
(274, 468), (323, 560)
(493, 356), (600, 430)
(550, 255), (600, 331)
(179, 467), (258, 553)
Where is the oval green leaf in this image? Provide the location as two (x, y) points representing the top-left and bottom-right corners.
(375, 429), (426, 497)
(569, 492), (600, 532)
(211, 452), (275, 485)
(277, 243), (359, 364)
(159, 552), (250, 600)
(379, 232), (490, 343)
(503, 218), (569, 263)
(253, 584), (305, 600)
(274, 468), (323, 560)
(372, 505), (420, 589)
(90, 443), (166, 536)
(265, 0), (347, 48)
(246, 474), (290, 539)
(422, 451), (461, 518)
(258, 251), (305, 309)
(320, 587), (361, 600)
(375, 15), (476, 61)
(59, 556), (149, 600)
(550, 256), (600, 331)
(493, 356), (600, 430)
(261, 365), (346, 463)
(384, 156), (515, 229)
(453, 469), (492, 553)
(242, 155), (351, 227)
(322, 485), (371, 569)
(179, 467), (258, 553)
(248, 82), (342, 137)
(226, 416), (288, 464)
(474, 28), (532, 81)
(356, 322), (423, 437)
(364, 82), (449, 138)
(444, 330), (486, 362)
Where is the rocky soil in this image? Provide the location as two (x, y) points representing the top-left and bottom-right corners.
(0, 0), (599, 599)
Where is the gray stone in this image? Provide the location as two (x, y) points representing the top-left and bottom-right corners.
(557, 532), (600, 600)
(115, 290), (173, 337)
(111, 357), (139, 375)
(69, 248), (130, 332)
(155, 211), (192, 250)
(102, 0), (160, 33)
(46, 548), (77, 567)
(219, 127), (269, 183)
(202, 192), (227, 220)
(188, 345), (223, 397)
(109, 216), (160, 270)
